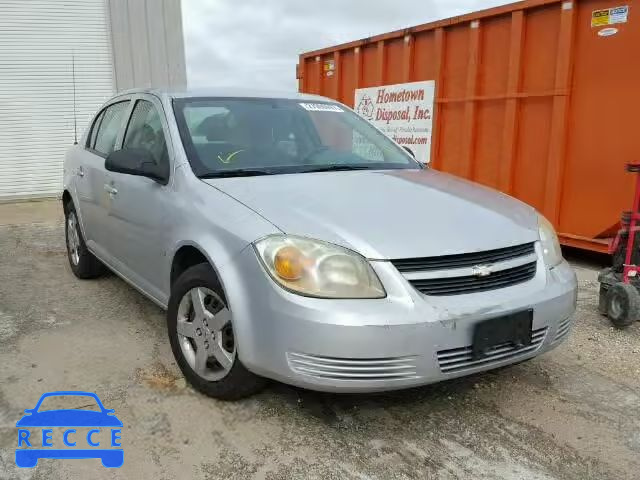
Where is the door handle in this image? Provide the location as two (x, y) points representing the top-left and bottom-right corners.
(77, 166), (84, 177)
(104, 184), (118, 196)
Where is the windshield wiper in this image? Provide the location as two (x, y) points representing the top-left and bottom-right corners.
(300, 146), (329, 164)
(300, 165), (374, 173)
(199, 169), (276, 179)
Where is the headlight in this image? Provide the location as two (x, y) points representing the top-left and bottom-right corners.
(254, 235), (386, 299)
(538, 214), (563, 267)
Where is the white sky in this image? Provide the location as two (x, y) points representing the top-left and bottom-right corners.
(182, 0), (509, 91)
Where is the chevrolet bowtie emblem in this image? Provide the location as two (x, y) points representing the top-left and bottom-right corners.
(471, 265), (492, 277)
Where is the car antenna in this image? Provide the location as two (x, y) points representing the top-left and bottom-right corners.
(72, 50), (78, 145)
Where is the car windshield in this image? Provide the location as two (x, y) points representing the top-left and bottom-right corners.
(172, 97), (422, 178)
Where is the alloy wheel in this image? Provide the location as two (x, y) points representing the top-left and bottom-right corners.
(67, 212), (81, 266)
(176, 287), (235, 381)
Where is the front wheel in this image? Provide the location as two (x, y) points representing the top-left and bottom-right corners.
(167, 263), (267, 400)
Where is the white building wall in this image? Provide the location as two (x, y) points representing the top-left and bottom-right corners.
(0, 0), (186, 200)
(108, 0), (187, 92)
(0, 0), (115, 199)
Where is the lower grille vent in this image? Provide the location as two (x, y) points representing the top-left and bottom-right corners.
(436, 327), (548, 373)
(553, 317), (572, 343)
(287, 352), (418, 381)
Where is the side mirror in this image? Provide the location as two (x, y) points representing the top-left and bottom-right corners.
(105, 149), (169, 185)
(402, 146), (415, 158)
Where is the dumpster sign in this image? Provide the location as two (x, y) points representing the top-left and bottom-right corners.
(591, 5), (629, 27)
(355, 80), (435, 163)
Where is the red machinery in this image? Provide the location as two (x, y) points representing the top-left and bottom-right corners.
(599, 164), (640, 328)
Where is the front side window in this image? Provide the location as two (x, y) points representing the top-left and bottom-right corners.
(93, 101), (130, 156)
(172, 98), (421, 177)
(122, 100), (169, 168)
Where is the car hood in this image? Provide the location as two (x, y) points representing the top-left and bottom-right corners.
(203, 169), (539, 259)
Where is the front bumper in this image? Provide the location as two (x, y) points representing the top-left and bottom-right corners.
(222, 245), (577, 393)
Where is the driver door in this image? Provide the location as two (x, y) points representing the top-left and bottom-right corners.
(102, 94), (175, 305)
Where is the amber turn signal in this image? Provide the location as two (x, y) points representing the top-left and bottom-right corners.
(273, 246), (304, 280)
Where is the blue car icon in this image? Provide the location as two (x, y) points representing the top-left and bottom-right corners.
(16, 391), (123, 468)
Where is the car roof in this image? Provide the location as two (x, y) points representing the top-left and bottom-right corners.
(113, 86), (334, 103)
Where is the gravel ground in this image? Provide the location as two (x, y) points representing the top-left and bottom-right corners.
(0, 202), (639, 480)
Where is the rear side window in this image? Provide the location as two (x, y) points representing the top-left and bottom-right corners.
(93, 101), (130, 156)
(122, 100), (169, 167)
(87, 110), (105, 150)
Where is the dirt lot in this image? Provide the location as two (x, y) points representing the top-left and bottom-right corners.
(0, 200), (639, 480)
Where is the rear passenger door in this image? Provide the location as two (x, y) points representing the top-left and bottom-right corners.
(103, 95), (174, 304)
(75, 99), (130, 258)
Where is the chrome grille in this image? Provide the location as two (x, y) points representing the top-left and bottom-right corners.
(287, 352), (418, 381)
(409, 262), (536, 296)
(553, 317), (572, 344)
(391, 242), (536, 273)
(436, 327), (548, 374)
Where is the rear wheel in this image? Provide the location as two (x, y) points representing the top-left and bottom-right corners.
(64, 201), (105, 279)
(167, 263), (266, 400)
(607, 282), (640, 328)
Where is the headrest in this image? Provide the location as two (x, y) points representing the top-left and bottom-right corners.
(195, 114), (231, 142)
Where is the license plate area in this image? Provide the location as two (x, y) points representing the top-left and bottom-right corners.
(472, 309), (533, 360)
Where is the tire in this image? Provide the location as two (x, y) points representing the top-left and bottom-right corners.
(167, 263), (266, 400)
(598, 284), (609, 316)
(64, 201), (105, 279)
(606, 282), (640, 328)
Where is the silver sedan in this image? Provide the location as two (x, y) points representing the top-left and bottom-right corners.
(62, 88), (577, 399)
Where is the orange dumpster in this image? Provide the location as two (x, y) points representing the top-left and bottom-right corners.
(297, 0), (639, 253)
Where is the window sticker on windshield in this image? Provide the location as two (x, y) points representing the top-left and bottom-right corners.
(299, 103), (344, 112)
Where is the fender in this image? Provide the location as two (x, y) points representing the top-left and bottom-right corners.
(162, 172), (282, 297)
(166, 238), (263, 367)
